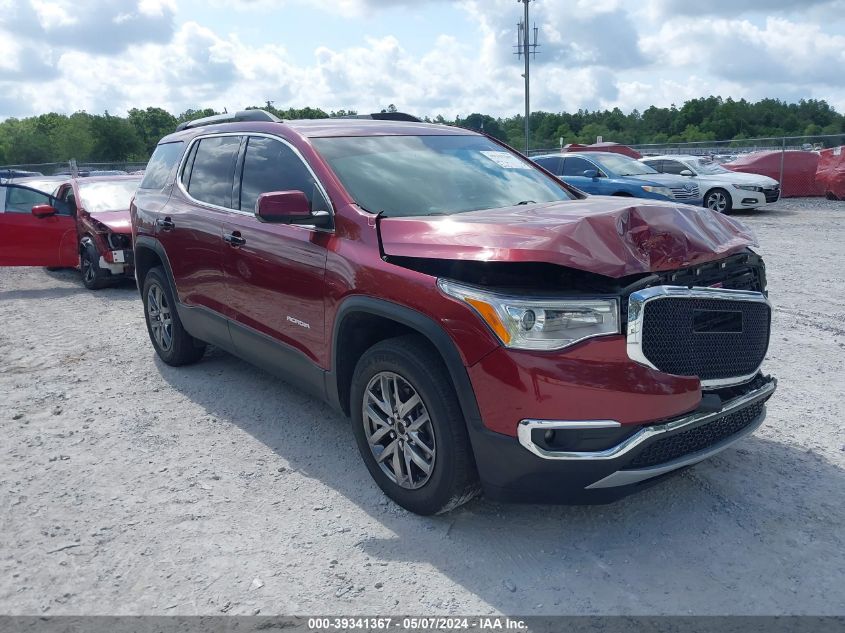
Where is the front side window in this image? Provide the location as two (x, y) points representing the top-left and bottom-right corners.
(562, 157), (597, 176)
(140, 141), (184, 189)
(186, 136), (241, 208)
(239, 136), (329, 213)
(594, 154), (657, 177)
(661, 160), (689, 175)
(312, 135), (574, 218)
(78, 180), (142, 213)
(4, 185), (66, 214)
(691, 159), (730, 175)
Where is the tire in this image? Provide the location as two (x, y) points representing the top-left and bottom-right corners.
(80, 239), (112, 290)
(705, 188), (732, 213)
(141, 266), (206, 366)
(350, 335), (480, 515)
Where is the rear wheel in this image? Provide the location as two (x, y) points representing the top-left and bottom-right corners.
(705, 188), (732, 213)
(350, 335), (480, 515)
(142, 266), (206, 366)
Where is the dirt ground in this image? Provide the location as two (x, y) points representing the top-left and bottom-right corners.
(1, 197), (844, 616)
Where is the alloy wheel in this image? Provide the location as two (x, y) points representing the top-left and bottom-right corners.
(146, 283), (173, 352)
(82, 254), (96, 284)
(362, 371), (436, 490)
(707, 191), (728, 212)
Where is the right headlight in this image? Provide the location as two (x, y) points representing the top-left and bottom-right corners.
(438, 279), (619, 351)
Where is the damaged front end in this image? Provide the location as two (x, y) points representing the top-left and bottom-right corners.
(373, 198), (775, 499)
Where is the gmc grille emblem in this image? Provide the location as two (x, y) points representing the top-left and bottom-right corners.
(693, 309), (743, 334)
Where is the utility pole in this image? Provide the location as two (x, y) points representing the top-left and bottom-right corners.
(514, 0), (539, 155)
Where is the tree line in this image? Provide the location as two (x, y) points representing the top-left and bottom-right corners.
(1, 96), (843, 166)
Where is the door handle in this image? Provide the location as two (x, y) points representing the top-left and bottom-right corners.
(223, 231), (246, 247)
(156, 217), (175, 231)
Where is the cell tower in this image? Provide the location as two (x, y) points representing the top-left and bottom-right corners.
(514, 0), (539, 154)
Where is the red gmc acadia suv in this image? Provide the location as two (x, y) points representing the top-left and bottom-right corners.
(130, 110), (776, 515)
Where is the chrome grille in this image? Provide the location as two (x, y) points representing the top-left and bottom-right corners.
(669, 183), (700, 200)
(627, 287), (771, 387)
(763, 185), (780, 203)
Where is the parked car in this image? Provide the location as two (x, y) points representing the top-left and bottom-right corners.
(0, 168), (44, 183)
(120, 110), (776, 515)
(724, 150), (824, 198)
(641, 155), (781, 212)
(0, 175), (141, 288)
(533, 151), (703, 205)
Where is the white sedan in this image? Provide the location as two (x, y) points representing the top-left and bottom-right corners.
(641, 155), (780, 212)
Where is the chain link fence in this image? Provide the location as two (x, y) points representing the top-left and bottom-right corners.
(529, 133), (845, 198)
(0, 160), (148, 182)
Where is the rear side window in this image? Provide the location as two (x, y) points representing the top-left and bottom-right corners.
(535, 156), (563, 174)
(562, 157), (594, 176)
(140, 142), (184, 189)
(238, 136), (329, 213)
(187, 136), (241, 208)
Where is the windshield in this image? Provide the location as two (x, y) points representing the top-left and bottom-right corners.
(690, 159), (730, 175)
(592, 154), (657, 177)
(78, 180), (141, 213)
(312, 135), (574, 217)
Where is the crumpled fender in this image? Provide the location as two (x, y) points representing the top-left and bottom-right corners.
(379, 197), (757, 278)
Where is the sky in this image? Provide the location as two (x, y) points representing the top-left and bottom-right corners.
(1, 0), (844, 120)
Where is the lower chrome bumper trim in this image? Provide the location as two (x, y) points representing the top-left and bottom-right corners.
(517, 377), (776, 461)
(585, 409), (766, 489)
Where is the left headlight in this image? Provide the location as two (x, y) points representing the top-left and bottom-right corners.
(438, 279), (619, 351)
(641, 185), (672, 197)
(733, 184), (763, 192)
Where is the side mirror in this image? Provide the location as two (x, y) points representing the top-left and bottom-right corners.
(582, 169), (599, 179)
(31, 204), (58, 218)
(680, 169), (694, 177)
(255, 191), (312, 224)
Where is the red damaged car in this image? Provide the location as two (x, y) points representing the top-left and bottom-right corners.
(0, 175), (140, 289)
(128, 110), (775, 514)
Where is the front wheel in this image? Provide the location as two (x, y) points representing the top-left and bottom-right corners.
(80, 240), (111, 290)
(350, 336), (480, 515)
(705, 188), (732, 213)
(142, 266), (206, 366)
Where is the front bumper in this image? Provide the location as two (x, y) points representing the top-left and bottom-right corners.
(469, 375), (776, 503)
(731, 186), (780, 208)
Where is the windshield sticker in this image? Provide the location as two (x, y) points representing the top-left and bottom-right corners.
(480, 151), (530, 169)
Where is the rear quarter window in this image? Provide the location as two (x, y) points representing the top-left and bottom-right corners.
(140, 141), (185, 190)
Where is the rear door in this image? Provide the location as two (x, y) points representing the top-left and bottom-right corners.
(221, 134), (331, 368)
(0, 184), (77, 267)
(163, 134), (241, 316)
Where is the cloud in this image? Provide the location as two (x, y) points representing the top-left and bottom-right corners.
(0, 0), (175, 55)
(1, 0), (844, 121)
(640, 16), (845, 87)
(650, 0), (844, 16)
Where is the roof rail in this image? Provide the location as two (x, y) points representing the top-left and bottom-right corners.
(175, 109), (281, 132)
(338, 112), (423, 123)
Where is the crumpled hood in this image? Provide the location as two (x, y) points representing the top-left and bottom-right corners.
(378, 197), (757, 278)
(90, 209), (131, 233)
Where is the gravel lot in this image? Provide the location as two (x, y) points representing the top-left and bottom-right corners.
(1, 197), (844, 616)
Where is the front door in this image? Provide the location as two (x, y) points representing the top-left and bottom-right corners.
(561, 156), (603, 194)
(0, 184), (77, 267)
(221, 135), (330, 369)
